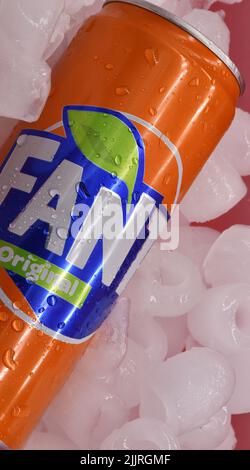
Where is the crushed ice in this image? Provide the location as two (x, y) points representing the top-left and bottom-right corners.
(0, 0), (248, 451)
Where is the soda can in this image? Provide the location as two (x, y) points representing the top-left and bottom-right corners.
(0, 0), (244, 448)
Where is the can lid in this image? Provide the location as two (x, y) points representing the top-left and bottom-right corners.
(104, 0), (245, 95)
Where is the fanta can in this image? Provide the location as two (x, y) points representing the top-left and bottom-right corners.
(0, 0), (244, 449)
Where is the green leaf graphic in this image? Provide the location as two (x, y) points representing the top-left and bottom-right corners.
(68, 109), (139, 203)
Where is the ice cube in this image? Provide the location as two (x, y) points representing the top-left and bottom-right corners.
(227, 351), (250, 414)
(179, 407), (230, 450)
(212, 109), (250, 177)
(198, 0), (242, 8)
(90, 394), (129, 450)
(152, 0), (192, 16)
(181, 155), (247, 223)
(204, 225), (250, 286)
(113, 339), (150, 409)
(44, 372), (111, 449)
(140, 348), (235, 435)
(215, 425), (237, 450)
(126, 246), (204, 318)
(100, 418), (180, 450)
(25, 431), (78, 450)
(178, 226), (219, 269)
(188, 284), (250, 354)
(0, 0), (98, 121)
(128, 313), (168, 362)
(76, 297), (129, 379)
(183, 9), (230, 53)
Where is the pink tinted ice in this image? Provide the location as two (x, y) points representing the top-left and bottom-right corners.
(77, 297), (129, 378)
(25, 431), (77, 450)
(183, 8), (230, 53)
(100, 418), (180, 450)
(113, 338), (149, 408)
(90, 394), (130, 450)
(127, 244), (203, 318)
(204, 225), (250, 286)
(179, 407), (231, 450)
(178, 226), (219, 269)
(188, 284), (250, 354)
(181, 155), (247, 223)
(227, 351), (250, 414)
(152, 0), (192, 16)
(198, 0), (242, 7)
(0, 0), (247, 452)
(215, 425), (237, 450)
(212, 109), (250, 177)
(0, 0), (98, 121)
(140, 348), (235, 435)
(43, 298), (129, 448)
(128, 314), (168, 361)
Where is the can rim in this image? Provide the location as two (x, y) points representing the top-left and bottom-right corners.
(104, 0), (245, 95)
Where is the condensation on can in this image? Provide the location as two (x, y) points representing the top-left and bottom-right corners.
(0, 0), (244, 449)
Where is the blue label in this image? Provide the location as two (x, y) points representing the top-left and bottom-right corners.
(0, 106), (163, 342)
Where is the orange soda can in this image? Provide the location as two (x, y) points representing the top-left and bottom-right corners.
(0, 0), (244, 449)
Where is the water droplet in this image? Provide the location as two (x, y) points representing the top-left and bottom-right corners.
(111, 172), (117, 179)
(159, 86), (165, 93)
(37, 330), (44, 337)
(105, 63), (114, 70)
(47, 295), (57, 307)
(69, 119), (75, 127)
(132, 157), (138, 165)
(93, 55), (98, 60)
(49, 189), (58, 198)
(0, 311), (8, 322)
(13, 301), (21, 310)
(17, 135), (27, 146)
(114, 155), (122, 166)
(96, 153), (101, 159)
(56, 227), (68, 240)
(1, 185), (7, 191)
(144, 48), (159, 66)
(58, 322), (65, 329)
(2, 348), (17, 371)
(188, 77), (200, 87)
(11, 319), (24, 332)
(38, 307), (45, 314)
(115, 87), (130, 96)
(149, 107), (157, 116)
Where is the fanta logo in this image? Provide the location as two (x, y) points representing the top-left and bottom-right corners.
(0, 105), (181, 341)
